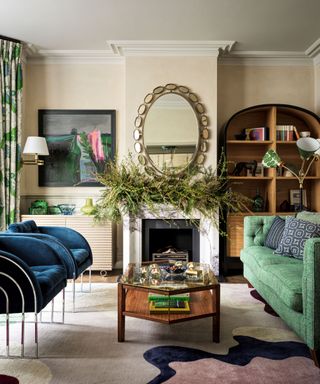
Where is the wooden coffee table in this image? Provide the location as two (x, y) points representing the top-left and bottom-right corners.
(118, 263), (220, 342)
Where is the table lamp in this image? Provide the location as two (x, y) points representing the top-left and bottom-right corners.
(262, 137), (320, 211)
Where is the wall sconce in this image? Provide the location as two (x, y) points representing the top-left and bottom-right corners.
(22, 136), (49, 166)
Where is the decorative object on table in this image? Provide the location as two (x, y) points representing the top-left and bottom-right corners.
(57, 204), (76, 215)
(29, 199), (48, 215)
(48, 205), (62, 215)
(80, 198), (95, 215)
(38, 109), (116, 187)
(120, 261), (213, 287)
(252, 188), (264, 212)
(232, 160), (257, 176)
(262, 137), (320, 211)
(22, 136), (49, 166)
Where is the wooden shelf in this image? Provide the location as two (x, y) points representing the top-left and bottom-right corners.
(222, 104), (320, 274)
(229, 176), (273, 180)
(227, 140), (273, 144)
(276, 176), (320, 180)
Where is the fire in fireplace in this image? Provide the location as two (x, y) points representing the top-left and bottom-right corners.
(142, 219), (200, 262)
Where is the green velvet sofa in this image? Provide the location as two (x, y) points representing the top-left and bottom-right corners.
(240, 212), (320, 365)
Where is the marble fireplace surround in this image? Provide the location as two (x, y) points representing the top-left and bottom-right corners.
(122, 206), (219, 275)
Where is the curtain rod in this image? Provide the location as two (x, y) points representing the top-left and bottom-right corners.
(0, 35), (21, 43)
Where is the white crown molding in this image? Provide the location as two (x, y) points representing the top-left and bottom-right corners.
(108, 40), (235, 57)
(219, 50), (314, 66)
(23, 39), (320, 66)
(24, 40), (235, 63)
(305, 37), (320, 58)
(26, 49), (124, 64)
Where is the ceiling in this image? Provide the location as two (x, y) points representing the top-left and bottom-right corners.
(1, 0), (320, 57)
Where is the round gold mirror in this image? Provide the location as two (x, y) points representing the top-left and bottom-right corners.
(133, 84), (209, 175)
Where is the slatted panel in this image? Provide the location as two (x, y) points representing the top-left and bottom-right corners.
(21, 215), (66, 226)
(227, 216), (244, 257)
(66, 216), (112, 271)
(21, 215), (112, 271)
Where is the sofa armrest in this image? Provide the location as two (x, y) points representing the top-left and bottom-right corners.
(302, 237), (320, 349)
(0, 250), (43, 313)
(39, 227), (92, 261)
(243, 216), (276, 248)
(0, 233), (76, 278)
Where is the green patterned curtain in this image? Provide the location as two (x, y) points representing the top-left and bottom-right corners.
(0, 39), (23, 230)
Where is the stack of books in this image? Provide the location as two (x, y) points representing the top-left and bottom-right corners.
(148, 293), (191, 314)
(276, 125), (299, 141)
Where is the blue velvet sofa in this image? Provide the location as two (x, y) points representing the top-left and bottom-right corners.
(0, 235), (68, 357)
(6, 220), (93, 311)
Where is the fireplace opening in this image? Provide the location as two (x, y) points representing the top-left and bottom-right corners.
(142, 219), (200, 262)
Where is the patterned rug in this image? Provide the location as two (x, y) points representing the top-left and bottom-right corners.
(0, 283), (318, 384)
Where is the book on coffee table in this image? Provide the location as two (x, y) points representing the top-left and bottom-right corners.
(149, 300), (191, 314)
(148, 293), (190, 302)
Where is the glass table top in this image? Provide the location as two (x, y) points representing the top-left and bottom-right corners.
(119, 260), (218, 291)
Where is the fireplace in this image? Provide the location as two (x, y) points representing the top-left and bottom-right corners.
(122, 207), (219, 275)
(142, 219), (200, 262)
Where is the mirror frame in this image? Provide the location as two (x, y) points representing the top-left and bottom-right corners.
(133, 83), (209, 175)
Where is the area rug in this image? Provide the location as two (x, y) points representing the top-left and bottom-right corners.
(0, 283), (318, 384)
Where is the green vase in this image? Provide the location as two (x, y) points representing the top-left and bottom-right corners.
(81, 198), (95, 215)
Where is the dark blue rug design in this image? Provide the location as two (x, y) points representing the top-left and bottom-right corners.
(143, 336), (311, 384)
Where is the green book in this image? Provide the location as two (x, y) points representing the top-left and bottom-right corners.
(148, 293), (190, 302)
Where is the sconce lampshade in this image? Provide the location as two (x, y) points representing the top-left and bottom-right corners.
(23, 136), (49, 156)
(296, 137), (320, 160)
(262, 149), (283, 168)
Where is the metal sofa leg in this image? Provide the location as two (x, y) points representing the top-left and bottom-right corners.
(35, 312), (38, 358)
(73, 277), (76, 313)
(89, 267), (92, 292)
(62, 288), (65, 324)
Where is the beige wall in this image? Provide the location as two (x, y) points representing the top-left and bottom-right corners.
(22, 62), (125, 197)
(217, 64), (315, 135)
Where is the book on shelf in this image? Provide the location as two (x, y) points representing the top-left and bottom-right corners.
(149, 300), (191, 314)
(276, 125), (299, 141)
(244, 127), (269, 141)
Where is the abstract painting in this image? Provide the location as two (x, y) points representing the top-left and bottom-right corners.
(38, 109), (116, 186)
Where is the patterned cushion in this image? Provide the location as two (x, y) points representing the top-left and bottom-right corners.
(264, 216), (285, 249)
(274, 216), (320, 259)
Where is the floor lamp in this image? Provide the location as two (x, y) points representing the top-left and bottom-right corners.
(262, 137), (320, 212)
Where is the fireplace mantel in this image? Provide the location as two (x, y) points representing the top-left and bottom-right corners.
(122, 206), (219, 275)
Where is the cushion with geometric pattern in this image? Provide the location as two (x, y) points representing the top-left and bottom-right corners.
(274, 216), (320, 259)
(265, 216), (285, 249)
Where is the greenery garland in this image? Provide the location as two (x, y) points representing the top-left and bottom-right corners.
(94, 155), (249, 235)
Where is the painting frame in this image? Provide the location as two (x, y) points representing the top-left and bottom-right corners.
(39, 109), (116, 187)
(289, 189), (307, 210)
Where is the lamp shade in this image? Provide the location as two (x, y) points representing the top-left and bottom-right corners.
(262, 149), (282, 168)
(296, 137), (320, 160)
(23, 136), (49, 156)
